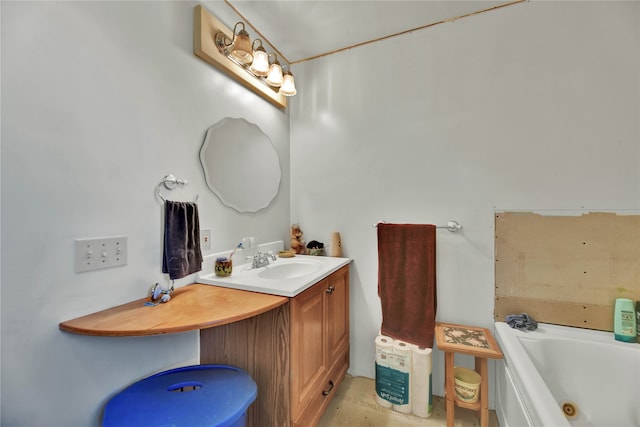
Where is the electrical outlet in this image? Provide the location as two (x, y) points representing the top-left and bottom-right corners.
(75, 236), (127, 273)
(201, 229), (211, 250)
(242, 236), (255, 249)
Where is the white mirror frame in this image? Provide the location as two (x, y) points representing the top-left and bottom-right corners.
(200, 117), (281, 213)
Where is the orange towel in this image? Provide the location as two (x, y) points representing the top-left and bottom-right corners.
(378, 223), (437, 348)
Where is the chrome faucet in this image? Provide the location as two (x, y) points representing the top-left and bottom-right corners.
(250, 251), (277, 269)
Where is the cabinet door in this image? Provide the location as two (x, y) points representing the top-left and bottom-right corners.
(290, 280), (328, 420)
(326, 266), (349, 366)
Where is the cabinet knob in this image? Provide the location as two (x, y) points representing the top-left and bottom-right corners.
(322, 380), (335, 396)
(326, 286), (335, 294)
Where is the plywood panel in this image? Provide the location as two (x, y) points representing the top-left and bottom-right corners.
(495, 212), (640, 331)
(494, 296), (613, 331)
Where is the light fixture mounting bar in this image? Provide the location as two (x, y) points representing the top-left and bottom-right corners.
(193, 5), (287, 109)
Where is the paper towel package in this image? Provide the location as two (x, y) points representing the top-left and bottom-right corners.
(374, 334), (433, 418)
(391, 340), (412, 414)
(411, 346), (433, 418)
(375, 335), (410, 407)
(374, 335), (394, 408)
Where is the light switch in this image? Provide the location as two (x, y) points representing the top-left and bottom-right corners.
(75, 236), (127, 272)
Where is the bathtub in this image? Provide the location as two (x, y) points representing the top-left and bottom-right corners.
(494, 322), (640, 427)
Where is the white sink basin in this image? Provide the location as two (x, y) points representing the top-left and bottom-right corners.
(257, 260), (323, 279)
(197, 255), (351, 297)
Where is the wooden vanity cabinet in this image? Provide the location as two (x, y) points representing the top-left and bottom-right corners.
(291, 264), (349, 426)
(200, 264), (349, 427)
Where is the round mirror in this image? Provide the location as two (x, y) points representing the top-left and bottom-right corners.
(200, 117), (281, 213)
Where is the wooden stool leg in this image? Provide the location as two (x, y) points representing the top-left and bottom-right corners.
(476, 357), (489, 427)
(445, 351), (455, 427)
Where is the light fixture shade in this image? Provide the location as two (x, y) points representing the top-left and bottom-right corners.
(250, 47), (269, 77)
(279, 71), (297, 96)
(230, 29), (253, 64)
(266, 62), (283, 87)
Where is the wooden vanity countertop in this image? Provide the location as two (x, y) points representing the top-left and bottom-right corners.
(59, 284), (288, 337)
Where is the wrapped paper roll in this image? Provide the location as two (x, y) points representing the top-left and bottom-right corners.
(374, 335), (394, 408)
(391, 340), (412, 414)
(411, 346), (433, 418)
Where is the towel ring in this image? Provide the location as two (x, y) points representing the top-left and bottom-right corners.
(156, 174), (198, 203)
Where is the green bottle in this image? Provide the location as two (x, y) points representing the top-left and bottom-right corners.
(636, 300), (640, 341)
(614, 298), (637, 343)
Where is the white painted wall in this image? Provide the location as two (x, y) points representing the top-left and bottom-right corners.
(2, 1), (639, 425)
(1, 2), (289, 426)
(290, 0), (640, 404)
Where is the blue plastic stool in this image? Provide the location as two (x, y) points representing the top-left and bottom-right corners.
(103, 364), (257, 427)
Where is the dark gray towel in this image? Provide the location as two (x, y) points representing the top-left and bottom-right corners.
(162, 201), (203, 280)
(506, 313), (538, 331)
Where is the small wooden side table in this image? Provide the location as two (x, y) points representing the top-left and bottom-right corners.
(435, 322), (503, 427)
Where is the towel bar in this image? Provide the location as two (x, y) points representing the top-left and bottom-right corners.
(373, 220), (462, 232)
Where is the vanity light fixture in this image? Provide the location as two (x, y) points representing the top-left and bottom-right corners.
(265, 53), (284, 88)
(218, 25), (296, 96)
(229, 23), (252, 64)
(198, 5), (296, 108)
(279, 69), (297, 96)
(249, 40), (269, 77)
(205, 10), (296, 103)
(216, 22), (252, 65)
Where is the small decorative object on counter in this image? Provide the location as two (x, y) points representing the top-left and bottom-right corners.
(290, 224), (306, 254)
(148, 283), (174, 305)
(307, 240), (325, 256)
(330, 232), (343, 257)
(215, 257), (233, 277)
(278, 250), (295, 258)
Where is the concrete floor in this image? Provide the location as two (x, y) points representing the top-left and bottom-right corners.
(318, 375), (500, 427)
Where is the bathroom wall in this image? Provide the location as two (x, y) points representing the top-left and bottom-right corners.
(290, 0), (640, 402)
(2, 1), (639, 425)
(1, 2), (290, 426)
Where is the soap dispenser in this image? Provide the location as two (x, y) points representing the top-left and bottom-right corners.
(614, 298), (637, 343)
